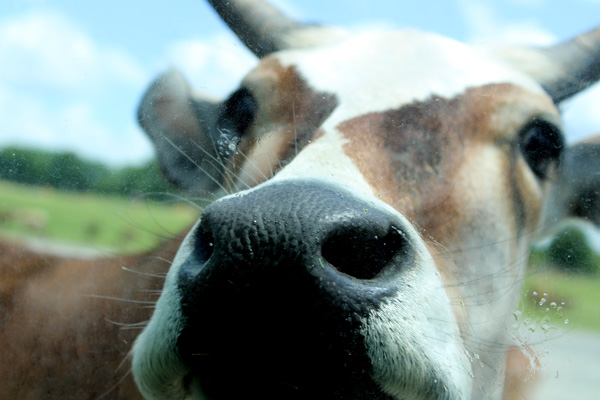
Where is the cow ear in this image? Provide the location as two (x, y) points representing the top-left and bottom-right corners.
(541, 136), (600, 229)
(138, 69), (224, 194)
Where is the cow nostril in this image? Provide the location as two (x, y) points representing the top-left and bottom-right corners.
(193, 223), (215, 264)
(321, 225), (408, 280)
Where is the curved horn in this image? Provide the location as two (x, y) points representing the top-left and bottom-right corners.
(540, 26), (600, 103)
(495, 26), (600, 103)
(207, 0), (304, 57)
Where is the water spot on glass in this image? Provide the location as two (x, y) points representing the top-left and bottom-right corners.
(513, 310), (522, 322)
(217, 128), (241, 158)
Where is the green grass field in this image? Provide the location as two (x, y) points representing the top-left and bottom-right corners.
(1, 179), (598, 332)
(521, 267), (600, 332)
(0, 180), (199, 253)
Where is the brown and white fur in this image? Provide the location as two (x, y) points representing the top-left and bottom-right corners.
(131, 1), (600, 399)
(2, 1), (599, 399)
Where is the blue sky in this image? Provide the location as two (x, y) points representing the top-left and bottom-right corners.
(1, 0), (599, 166)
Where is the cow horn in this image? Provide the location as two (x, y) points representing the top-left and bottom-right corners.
(207, 0), (304, 57)
(208, 0), (345, 58)
(541, 26), (600, 102)
(496, 26), (600, 103)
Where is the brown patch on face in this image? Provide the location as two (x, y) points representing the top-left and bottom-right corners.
(224, 58), (338, 189)
(337, 83), (557, 242)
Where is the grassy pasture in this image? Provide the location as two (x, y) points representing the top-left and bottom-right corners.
(0, 180), (199, 253)
(521, 267), (600, 333)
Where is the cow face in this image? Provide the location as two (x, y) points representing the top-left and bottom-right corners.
(132, 2), (600, 399)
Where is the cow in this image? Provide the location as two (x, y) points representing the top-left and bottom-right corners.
(130, 1), (600, 399)
(1, 0), (598, 399)
(0, 235), (185, 399)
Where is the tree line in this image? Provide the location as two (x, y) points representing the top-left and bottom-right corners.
(0, 147), (170, 199)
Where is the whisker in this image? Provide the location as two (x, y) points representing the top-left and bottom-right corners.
(93, 369), (133, 400)
(83, 294), (156, 304)
(158, 132), (231, 194)
(190, 138), (231, 185)
(151, 256), (174, 265)
(224, 167), (247, 193)
(155, 191), (209, 211)
(114, 212), (181, 242)
(121, 266), (167, 279)
(292, 102), (298, 157)
(437, 223), (540, 257)
(190, 135), (252, 194)
(105, 318), (149, 330)
(235, 146), (270, 184)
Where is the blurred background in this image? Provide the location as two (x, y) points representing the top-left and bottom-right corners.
(0, 1), (599, 398)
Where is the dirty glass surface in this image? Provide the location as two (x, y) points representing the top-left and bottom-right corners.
(0, 1), (599, 399)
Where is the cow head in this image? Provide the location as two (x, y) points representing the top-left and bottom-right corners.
(132, 1), (600, 399)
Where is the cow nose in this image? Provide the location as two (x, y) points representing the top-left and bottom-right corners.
(175, 180), (415, 397)
(178, 180), (413, 294)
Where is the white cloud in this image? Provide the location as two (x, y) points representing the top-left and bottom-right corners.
(56, 104), (154, 165)
(164, 33), (257, 97)
(0, 11), (145, 91)
(0, 10), (152, 166)
(458, 0), (556, 45)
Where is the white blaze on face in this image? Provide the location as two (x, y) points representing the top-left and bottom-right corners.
(271, 129), (375, 198)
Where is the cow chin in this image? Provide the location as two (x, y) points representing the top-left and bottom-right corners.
(132, 179), (472, 400)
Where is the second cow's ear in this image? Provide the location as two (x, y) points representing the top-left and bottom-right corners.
(137, 69), (224, 194)
(541, 136), (600, 229)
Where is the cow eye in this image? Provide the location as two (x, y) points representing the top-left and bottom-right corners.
(217, 88), (256, 136)
(519, 119), (564, 179)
